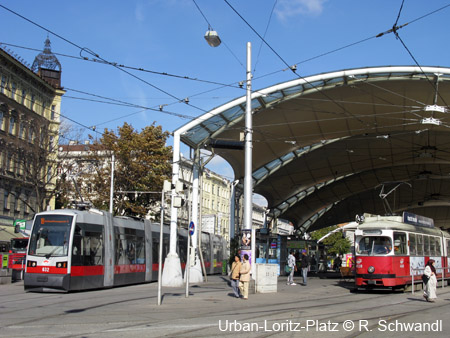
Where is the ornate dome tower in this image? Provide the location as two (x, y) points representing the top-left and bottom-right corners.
(32, 37), (62, 88)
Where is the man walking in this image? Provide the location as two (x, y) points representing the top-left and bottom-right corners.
(300, 250), (310, 286)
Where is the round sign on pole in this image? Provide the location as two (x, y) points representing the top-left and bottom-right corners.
(189, 221), (195, 236)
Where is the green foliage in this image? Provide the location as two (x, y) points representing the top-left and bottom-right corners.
(88, 122), (172, 217)
(310, 225), (351, 255)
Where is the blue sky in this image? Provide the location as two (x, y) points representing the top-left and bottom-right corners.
(1, 0), (450, 190)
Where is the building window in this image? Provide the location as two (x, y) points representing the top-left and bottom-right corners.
(4, 191), (9, 210)
(47, 165), (52, 183)
(0, 110), (4, 131)
(11, 82), (16, 100)
(49, 135), (54, 151)
(0, 76), (6, 94)
(42, 101), (46, 116)
(40, 129), (46, 147)
(21, 89), (26, 105)
(30, 94), (35, 111)
(19, 122), (25, 139)
(51, 105), (56, 120)
(9, 116), (15, 135)
(28, 127), (34, 143)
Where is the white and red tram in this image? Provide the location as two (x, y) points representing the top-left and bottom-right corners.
(24, 209), (227, 292)
(354, 212), (450, 290)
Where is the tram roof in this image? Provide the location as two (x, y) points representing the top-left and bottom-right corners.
(175, 66), (450, 232)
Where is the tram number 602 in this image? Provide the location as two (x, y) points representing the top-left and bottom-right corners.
(42, 267), (50, 272)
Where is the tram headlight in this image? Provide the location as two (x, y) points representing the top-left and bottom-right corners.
(368, 266), (375, 274)
(27, 260), (37, 267)
(56, 262), (67, 268)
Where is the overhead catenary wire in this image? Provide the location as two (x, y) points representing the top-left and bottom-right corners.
(2, 1), (447, 141)
(0, 4), (209, 114)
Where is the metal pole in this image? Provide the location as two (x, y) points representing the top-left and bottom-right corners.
(243, 42), (255, 278)
(157, 188), (164, 305)
(243, 42), (252, 232)
(109, 154), (115, 214)
(185, 233), (190, 297)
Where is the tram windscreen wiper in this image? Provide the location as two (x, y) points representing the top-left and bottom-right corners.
(45, 246), (60, 259)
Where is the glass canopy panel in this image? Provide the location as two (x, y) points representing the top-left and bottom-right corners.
(265, 159), (282, 171)
(203, 115), (227, 133)
(278, 202), (288, 210)
(262, 91), (283, 104)
(221, 106), (244, 121)
(303, 80), (325, 90)
(282, 85), (303, 96)
(184, 125), (210, 144)
(251, 98), (261, 110)
(295, 145), (312, 156)
(253, 167), (268, 180)
(325, 77), (344, 85)
(280, 152), (295, 162)
(287, 196), (298, 205)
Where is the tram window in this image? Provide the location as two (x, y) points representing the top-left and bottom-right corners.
(424, 236), (430, 256)
(72, 225), (103, 266)
(434, 237), (441, 256)
(201, 233), (210, 263)
(214, 238), (223, 262)
(409, 234), (417, 255)
(115, 234), (127, 265)
(135, 237), (145, 264)
(447, 239), (450, 259)
(417, 235), (424, 255)
(429, 236), (436, 256)
(152, 237), (158, 264)
(357, 236), (392, 255)
(393, 232), (407, 255)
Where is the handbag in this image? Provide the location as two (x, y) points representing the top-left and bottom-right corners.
(421, 274), (429, 284)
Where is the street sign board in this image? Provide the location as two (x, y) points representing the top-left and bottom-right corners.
(189, 221), (195, 236)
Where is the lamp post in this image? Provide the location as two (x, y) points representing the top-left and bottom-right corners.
(109, 153), (115, 214)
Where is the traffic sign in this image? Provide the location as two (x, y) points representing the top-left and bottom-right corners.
(189, 221), (195, 236)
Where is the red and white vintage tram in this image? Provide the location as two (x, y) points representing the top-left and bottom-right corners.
(24, 209), (227, 292)
(354, 212), (450, 290)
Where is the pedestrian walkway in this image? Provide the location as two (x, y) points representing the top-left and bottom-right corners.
(157, 273), (355, 308)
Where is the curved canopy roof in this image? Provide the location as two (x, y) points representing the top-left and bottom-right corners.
(176, 66), (450, 231)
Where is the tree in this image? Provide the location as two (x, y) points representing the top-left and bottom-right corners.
(87, 122), (172, 218)
(310, 225), (351, 255)
(10, 120), (63, 214)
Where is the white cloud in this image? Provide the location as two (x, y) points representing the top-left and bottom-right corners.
(275, 0), (326, 20)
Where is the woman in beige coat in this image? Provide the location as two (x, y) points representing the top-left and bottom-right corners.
(239, 254), (251, 300)
(230, 255), (242, 298)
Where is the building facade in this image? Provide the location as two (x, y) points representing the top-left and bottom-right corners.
(0, 39), (64, 227)
(57, 141), (111, 208)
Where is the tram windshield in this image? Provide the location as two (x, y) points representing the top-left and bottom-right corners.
(28, 215), (73, 258)
(357, 236), (392, 255)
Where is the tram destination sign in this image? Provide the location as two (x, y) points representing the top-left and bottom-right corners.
(402, 212), (434, 228)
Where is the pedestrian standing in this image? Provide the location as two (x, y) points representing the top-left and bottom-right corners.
(230, 254), (241, 298)
(287, 250), (297, 285)
(239, 254), (251, 300)
(300, 249), (310, 286)
(423, 259), (437, 302)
